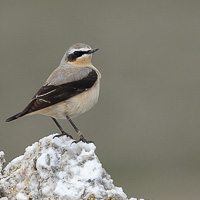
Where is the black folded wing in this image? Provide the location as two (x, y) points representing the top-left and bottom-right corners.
(6, 69), (97, 121)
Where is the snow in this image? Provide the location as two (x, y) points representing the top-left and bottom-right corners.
(129, 199), (145, 200)
(16, 193), (28, 200)
(0, 134), (140, 199)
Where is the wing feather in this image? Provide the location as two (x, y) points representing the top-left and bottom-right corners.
(7, 68), (98, 120)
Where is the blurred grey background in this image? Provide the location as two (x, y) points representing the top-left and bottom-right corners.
(1, 1), (200, 199)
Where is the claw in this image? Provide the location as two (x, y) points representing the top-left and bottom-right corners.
(72, 135), (94, 144)
(53, 131), (73, 139)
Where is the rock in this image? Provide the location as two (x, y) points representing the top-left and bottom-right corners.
(0, 152), (5, 175)
(0, 134), (139, 200)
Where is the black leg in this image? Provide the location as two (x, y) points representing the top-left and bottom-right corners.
(51, 117), (73, 139)
(66, 116), (94, 144)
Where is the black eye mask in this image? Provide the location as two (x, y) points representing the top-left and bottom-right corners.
(67, 50), (90, 62)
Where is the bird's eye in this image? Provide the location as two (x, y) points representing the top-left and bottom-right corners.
(73, 51), (79, 55)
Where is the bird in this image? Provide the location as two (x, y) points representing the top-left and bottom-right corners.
(6, 43), (101, 143)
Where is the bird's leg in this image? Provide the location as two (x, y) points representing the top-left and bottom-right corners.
(52, 117), (73, 139)
(66, 116), (93, 144)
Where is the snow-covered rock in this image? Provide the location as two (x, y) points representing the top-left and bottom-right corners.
(0, 134), (139, 200)
(0, 152), (5, 176)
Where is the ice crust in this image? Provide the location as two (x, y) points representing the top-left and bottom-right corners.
(0, 134), (139, 200)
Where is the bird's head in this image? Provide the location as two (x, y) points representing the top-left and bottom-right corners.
(61, 43), (99, 66)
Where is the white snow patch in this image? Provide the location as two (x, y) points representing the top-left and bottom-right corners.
(0, 134), (137, 199)
(16, 192), (28, 200)
(129, 199), (145, 200)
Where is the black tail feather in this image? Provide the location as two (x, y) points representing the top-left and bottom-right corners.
(6, 112), (25, 122)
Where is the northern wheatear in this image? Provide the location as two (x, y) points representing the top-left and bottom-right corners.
(6, 43), (101, 143)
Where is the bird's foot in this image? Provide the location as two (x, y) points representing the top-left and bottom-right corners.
(53, 131), (73, 139)
(72, 135), (94, 144)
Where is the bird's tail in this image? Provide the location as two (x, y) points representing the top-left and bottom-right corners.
(6, 112), (26, 122)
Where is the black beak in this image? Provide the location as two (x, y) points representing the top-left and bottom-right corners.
(88, 48), (99, 54)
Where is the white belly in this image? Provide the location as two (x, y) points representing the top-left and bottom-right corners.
(65, 81), (100, 118)
(30, 81), (100, 119)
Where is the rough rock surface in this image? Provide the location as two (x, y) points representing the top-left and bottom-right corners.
(0, 134), (141, 200)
